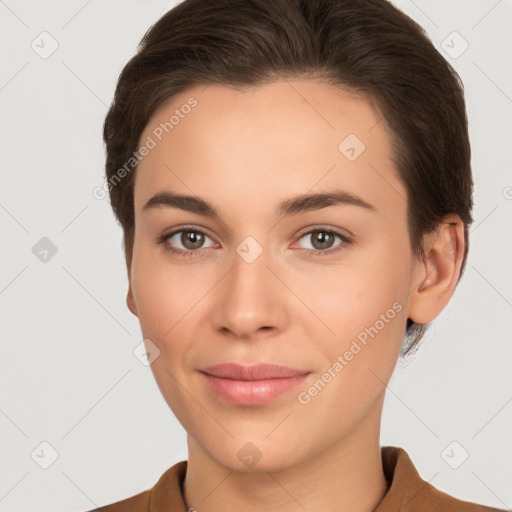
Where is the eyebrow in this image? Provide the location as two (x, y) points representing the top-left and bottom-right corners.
(142, 189), (377, 219)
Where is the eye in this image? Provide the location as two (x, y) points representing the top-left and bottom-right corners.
(157, 226), (352, 258)
(158, 227), (217, 256)
(294, 228), (352, 257)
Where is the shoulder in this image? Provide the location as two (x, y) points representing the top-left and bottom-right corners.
(420, 483), (506, 511)
(379, 446), (507, 512)
(86, 490), (151, 512)
(84, 460), (188, 512)
(419, 477), (506, 511)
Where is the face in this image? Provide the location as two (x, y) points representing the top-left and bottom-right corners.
(127, 79), (421, 471)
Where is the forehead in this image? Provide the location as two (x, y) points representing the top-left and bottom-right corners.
(133, 79), (404, 220)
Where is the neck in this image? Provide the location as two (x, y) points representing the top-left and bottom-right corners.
(182, 400), (389, 512)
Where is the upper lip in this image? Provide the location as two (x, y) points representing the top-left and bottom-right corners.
(200, 363), (310, 381)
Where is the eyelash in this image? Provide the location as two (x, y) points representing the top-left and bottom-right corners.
(156, 225), (352, 258)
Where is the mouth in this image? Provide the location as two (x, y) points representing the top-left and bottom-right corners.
(199, 363), (312, 406)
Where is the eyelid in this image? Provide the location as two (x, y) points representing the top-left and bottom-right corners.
(157, 225), (218, 251)
(294, 224), (353, 239)
(295, 224), (357, 241)
(291, 226), (351, 252)
(161, 224), (217, 241)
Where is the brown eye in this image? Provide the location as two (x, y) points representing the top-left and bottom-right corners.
(295, 228), (351, 257)
(309, 230), (336, 250)
(180, 229), (205, 250)
(160, 227), (216, 255)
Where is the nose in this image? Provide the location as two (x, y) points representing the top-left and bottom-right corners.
(210, 243), (288, 339)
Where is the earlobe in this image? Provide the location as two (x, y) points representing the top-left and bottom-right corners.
(407, 216), (465, 325)
(127, 283), (138, 317)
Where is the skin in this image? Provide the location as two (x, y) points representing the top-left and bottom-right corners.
(126, 79), (465, 512)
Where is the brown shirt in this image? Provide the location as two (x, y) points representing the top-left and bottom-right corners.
(88, 446), (506, 511)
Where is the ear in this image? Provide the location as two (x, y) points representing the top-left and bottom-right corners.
(407, 215), (466, 326)
(127, 276), (139, 317)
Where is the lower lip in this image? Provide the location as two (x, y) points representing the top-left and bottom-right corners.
(200, 372), (311, 406)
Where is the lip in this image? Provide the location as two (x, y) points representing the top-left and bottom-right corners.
(199, 363), (311, 406)
(201, 363), (309, 380)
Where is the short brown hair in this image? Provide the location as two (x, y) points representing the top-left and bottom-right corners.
(103, 0), (473, 356)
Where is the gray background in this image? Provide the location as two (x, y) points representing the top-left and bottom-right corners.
(1, 0), (511, 510)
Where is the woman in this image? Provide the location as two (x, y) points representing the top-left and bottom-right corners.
(91, 0), (507, 510)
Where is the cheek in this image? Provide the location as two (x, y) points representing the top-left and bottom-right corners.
(296, 280), (406, 430)
(299, 257), (406, 341)
(131, 253), (194, 343)
(131, 252), (220, 376)
(296, 241), (409, 381)
(130, 260), (201, 410)
(132, 232), (193, 307)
